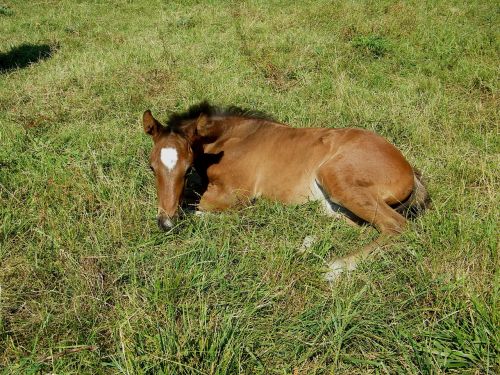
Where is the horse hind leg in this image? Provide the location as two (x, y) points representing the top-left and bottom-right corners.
(326, 199), (406, 281)
(315, 176), (407, 281)
(313, 181), (359, 228)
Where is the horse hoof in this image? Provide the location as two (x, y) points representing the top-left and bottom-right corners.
(324, 258), (357, 282)
(299, 235), (317, 253)
(157, 216), (174, 232)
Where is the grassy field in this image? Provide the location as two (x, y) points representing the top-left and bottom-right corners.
(0, 0), (498, 373)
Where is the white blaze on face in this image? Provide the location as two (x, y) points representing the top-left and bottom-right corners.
(160, 147), (178, 171)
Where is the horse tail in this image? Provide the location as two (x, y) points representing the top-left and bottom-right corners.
(394, 170), (431, 219)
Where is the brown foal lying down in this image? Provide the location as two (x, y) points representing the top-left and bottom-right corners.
(143, 102), (430, 280)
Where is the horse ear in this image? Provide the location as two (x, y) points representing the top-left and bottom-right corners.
(196, 114), (210, 136)
(143, 110), (161, 137)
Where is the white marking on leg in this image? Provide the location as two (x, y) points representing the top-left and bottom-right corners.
(324, 258), (357, 282)
(160, 147), (178, 171)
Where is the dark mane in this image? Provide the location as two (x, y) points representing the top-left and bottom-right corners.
(167, 101), (275, 133)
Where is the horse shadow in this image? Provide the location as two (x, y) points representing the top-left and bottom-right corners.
(182, 151), (224, 212)
(0, 43), (58, 73)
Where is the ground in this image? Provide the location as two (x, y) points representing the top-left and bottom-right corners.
(0, 0), (498, 373)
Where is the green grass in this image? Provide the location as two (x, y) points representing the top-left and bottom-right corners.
(0, 0), (498, 373)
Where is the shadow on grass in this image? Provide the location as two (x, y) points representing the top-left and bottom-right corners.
(0, 5), (14, 16)
(0, 43), (58, 73)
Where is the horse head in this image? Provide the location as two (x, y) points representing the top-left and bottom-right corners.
(143, 110), (204, 231)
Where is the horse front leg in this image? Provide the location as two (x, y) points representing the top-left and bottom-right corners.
(197, 183), (248, 212)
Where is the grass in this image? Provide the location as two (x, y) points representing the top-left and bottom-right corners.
(0, 0), (498, 373)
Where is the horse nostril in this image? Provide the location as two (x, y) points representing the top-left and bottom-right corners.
(157, 216), (174, 231)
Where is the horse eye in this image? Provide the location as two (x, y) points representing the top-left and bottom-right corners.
(149, 165), (154, 173)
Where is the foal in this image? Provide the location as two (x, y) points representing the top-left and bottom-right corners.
(143, 102), (430, 279)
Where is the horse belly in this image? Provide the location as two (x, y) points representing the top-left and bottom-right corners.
(251, 132), (332, 203)
(252, 155), (321, 204)
(258, 176), (316, 204)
